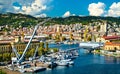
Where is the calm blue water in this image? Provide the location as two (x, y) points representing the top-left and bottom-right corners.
(37, 44), (120, 74)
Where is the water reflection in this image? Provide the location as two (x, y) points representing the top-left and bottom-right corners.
(104, 56), (120, 64)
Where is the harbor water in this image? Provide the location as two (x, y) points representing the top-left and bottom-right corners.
(36, 43), (120, 74)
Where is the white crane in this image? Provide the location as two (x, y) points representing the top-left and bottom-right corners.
(11, 42), (20, 60)
(11, 18), (51, 64)
(33, 46), (39, 60)
(18, 18), (51, 64)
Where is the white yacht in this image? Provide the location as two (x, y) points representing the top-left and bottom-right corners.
(56, 59), (74, 66)
(56, 60), (69, 66)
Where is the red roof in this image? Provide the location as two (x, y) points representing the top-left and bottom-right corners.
(0, 40), (14, 44)
(103, 36), (120, 40)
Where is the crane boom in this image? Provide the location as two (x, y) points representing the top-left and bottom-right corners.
(18, 18), (51, 63)
(11, 42), (20, 59)
(33, 46), (38, 59)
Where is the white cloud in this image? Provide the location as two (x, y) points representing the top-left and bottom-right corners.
(63, 11), (71, 17)
(107, 2), (120, 17)
(88, 2), (106, 16)
(0, 0), (52, 17)
(20, 0), (50, 17)
(13, 6), (20, 11)
(63, 11), (76, 17)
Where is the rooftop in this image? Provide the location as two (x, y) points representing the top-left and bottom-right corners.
(105, 42), (120, 46)
(103, 36), (120, 40)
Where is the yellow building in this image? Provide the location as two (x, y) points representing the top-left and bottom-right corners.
(104, 42), (120, 51)
(0, 40), (40, 54)
(96, 35), (120, 43)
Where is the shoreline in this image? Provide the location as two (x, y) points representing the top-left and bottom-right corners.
(92, 50), (120, 58)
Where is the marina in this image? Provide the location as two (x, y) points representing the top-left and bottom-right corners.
(26, 43), (120, 74)
(4, 43), (120, 74)
(6, 43), (79, 73)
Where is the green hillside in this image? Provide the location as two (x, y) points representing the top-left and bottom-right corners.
(0, 13), (120, 28)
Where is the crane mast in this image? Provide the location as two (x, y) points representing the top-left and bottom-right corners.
(18, 18), (51, 63)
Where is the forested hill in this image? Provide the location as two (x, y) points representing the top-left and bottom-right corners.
(0, 13), (120, 28)
(51, 16), (120, 25)
(0, 13), (38, 28)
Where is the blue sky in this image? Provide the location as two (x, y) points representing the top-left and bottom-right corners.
(0, 0), (120, 17)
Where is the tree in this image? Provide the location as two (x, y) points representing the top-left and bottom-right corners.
(84, 28), (88, 42)
(11, 53), (15, 57)
(0, 54), (3, 62)
(53, 48), (59, 52)
(40, 42), (44, 48)
(37, 42), (46, 56)
(45, 42), (49, 52)
(0, 70), (6, 74)
(18, 52), (23, 56)
(29, 48), (35, 57)
(26, 50), (31, 58)
(3, 53), (11, 61)
(87, 36), (92, 41)
(38, 47), (44, 56)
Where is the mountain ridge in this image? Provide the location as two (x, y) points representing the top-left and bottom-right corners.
(0, 13), (120, 28)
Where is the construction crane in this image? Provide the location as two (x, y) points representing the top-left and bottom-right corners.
(11, 18), (51, 64)
(18, 18), (51, 63)
(11, 42), (20, 60)
(33, 46), (39, 60)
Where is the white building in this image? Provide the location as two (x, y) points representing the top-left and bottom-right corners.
(100, 22), (108, 33)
